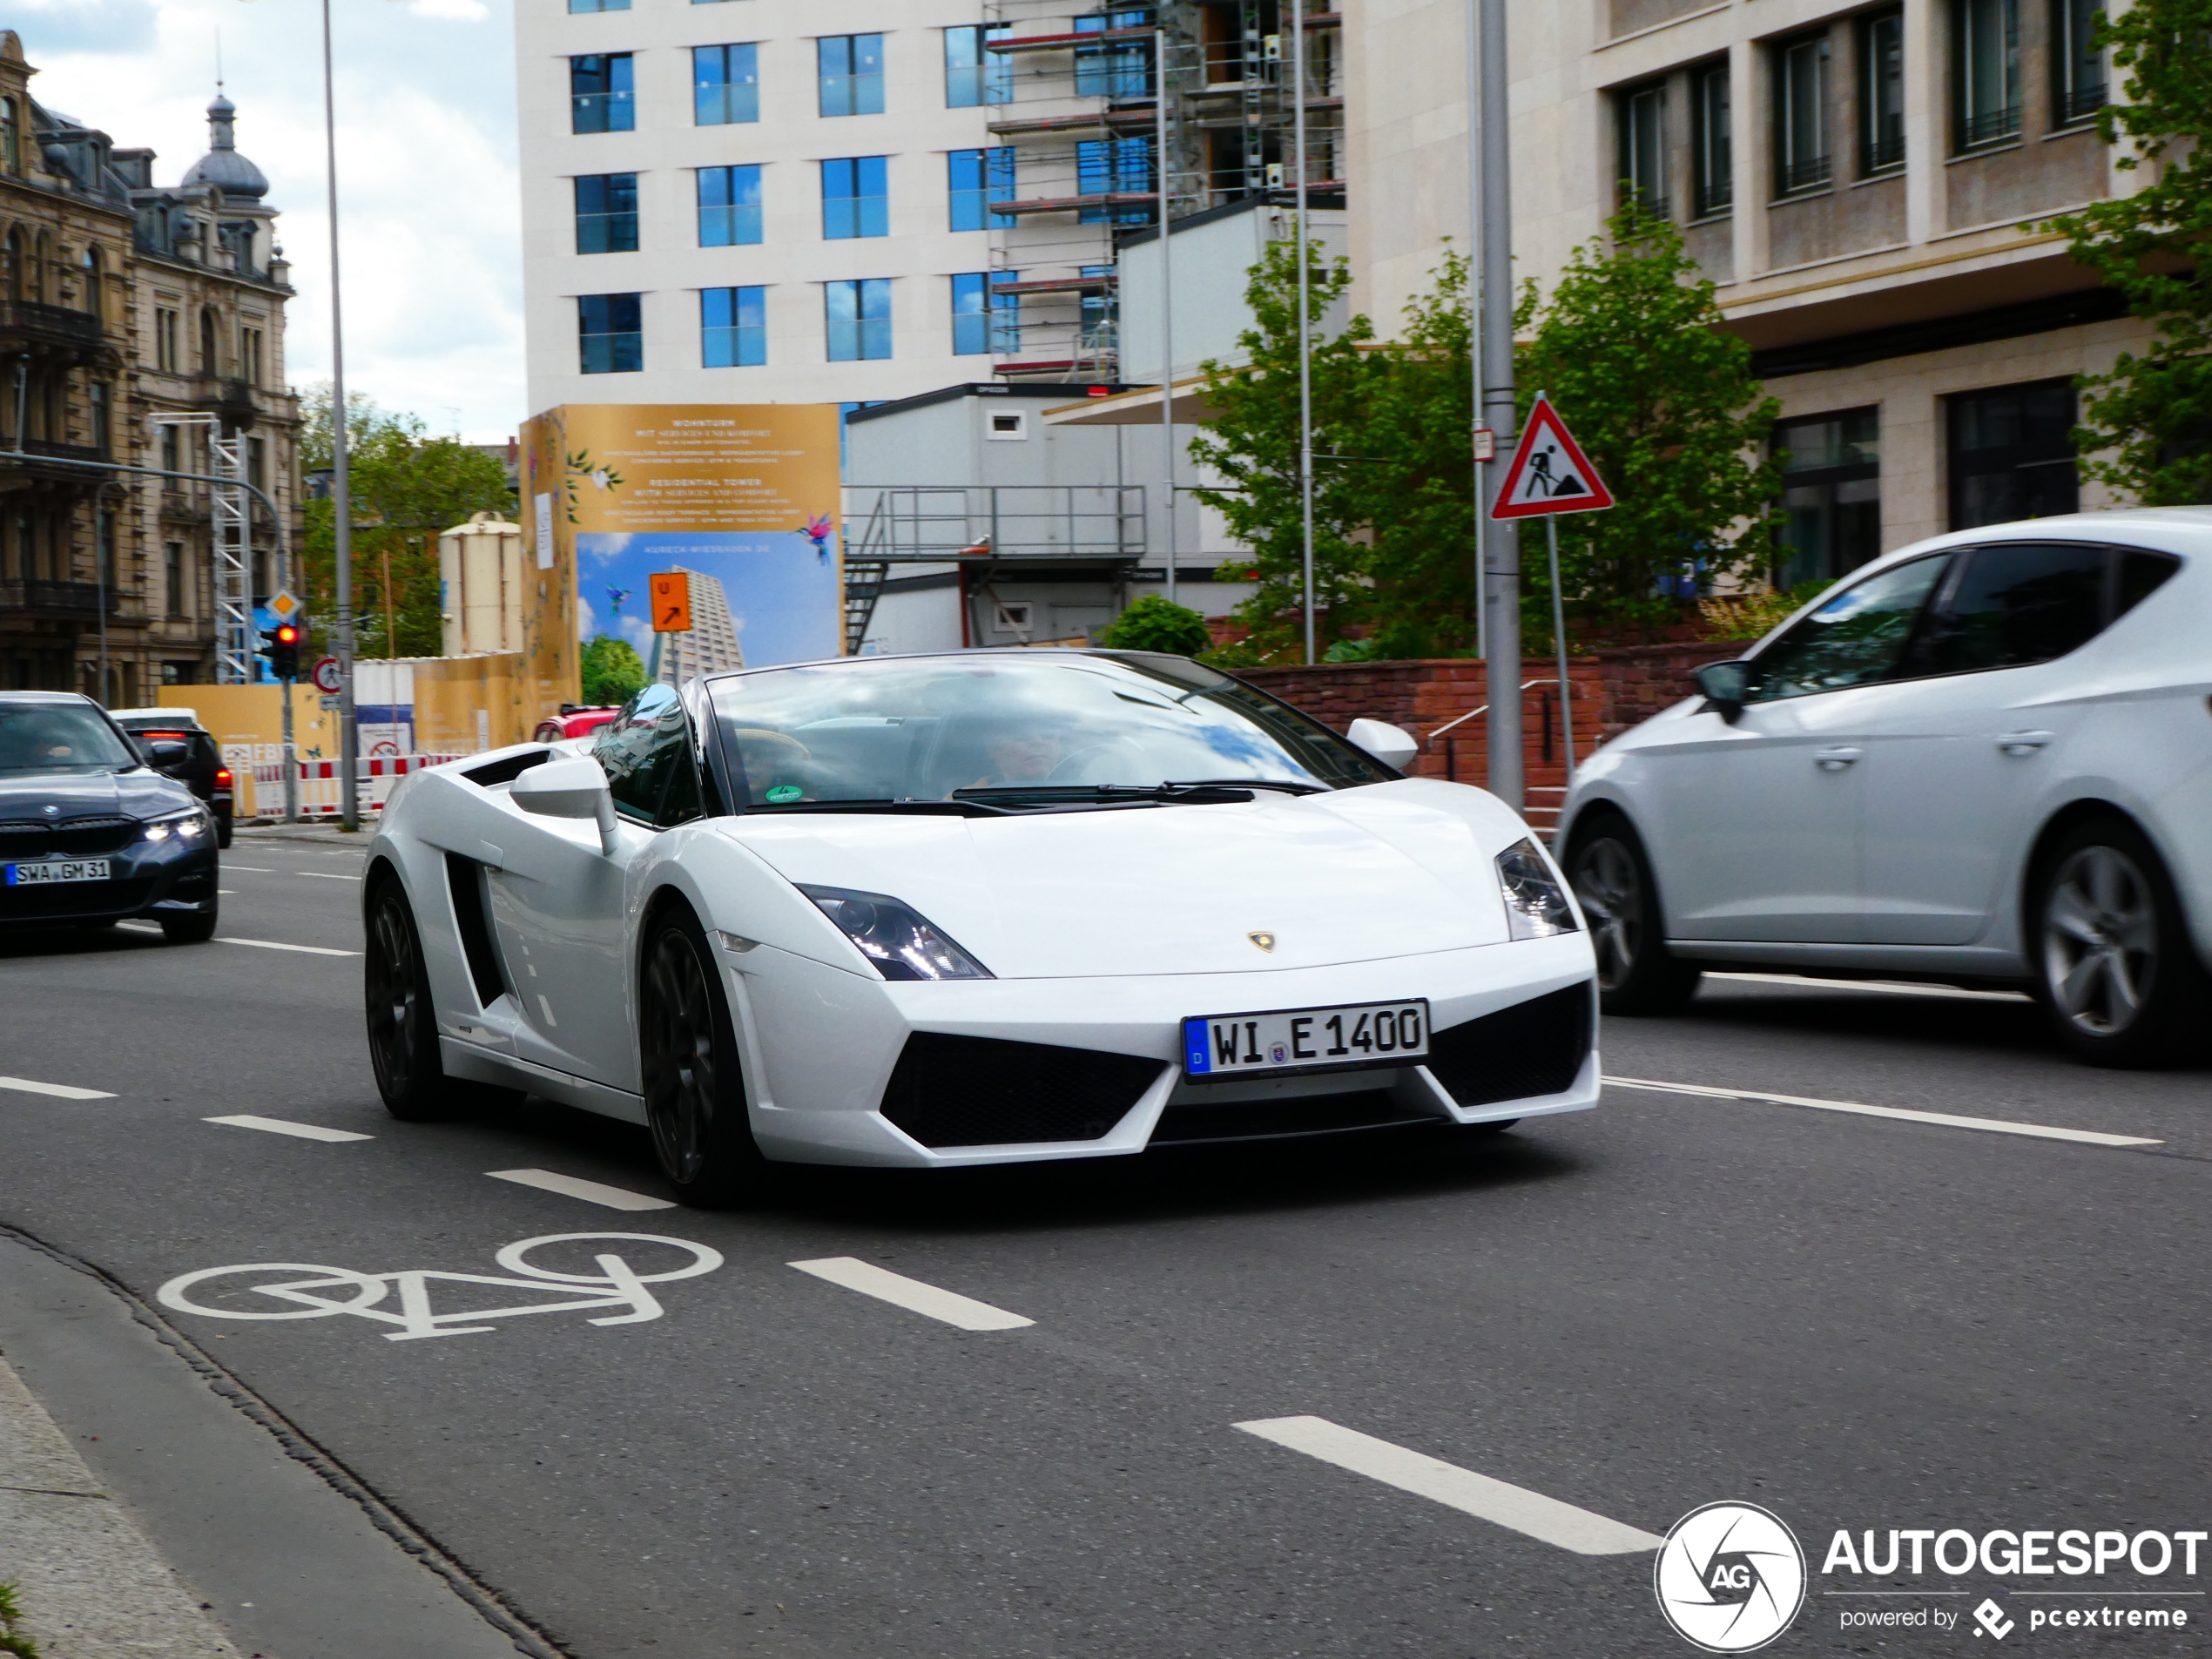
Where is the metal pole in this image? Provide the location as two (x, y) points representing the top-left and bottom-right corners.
(95, 506), (108, 703)
(280, 675), (298, 823)
(1156, 28), (1177, 608)
(1547, 513), (1573, 779)
(1477, 0), (1522, 810)
(1292, 0), (1316, 664)
(323, 0), (358, 831)
(1465, 0), (1486, 661)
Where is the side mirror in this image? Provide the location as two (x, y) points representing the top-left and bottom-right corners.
(145, 738), (189, 765)
(511, 754), (619, 853)
(1693, 660), (1751, 718)
(1346, 718), (1419, 772)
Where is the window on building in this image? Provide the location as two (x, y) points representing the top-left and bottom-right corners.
(31, 231), (48, 304)
(694, 44), (759, 125)
(819, 35), (886, 118)
(1861, 10), (1905, 172)
(579, 293), (644, 374)
(825, 278), (891, 361)
(159, 424), (179, 476)
(199, 307), (218, 374)
(576, 173), (640, 253)
(1773, 408), (1880, 591)
(571, 54), (636, 135)
(165, 542), (185, 618)
(1955, 0), (2020, 149)
(81, 247), (102, 321)
(0, 98), (17, 175)
(2054, 0), (2105, 125)
(248, 435), (267, 496)
(1616, 81), (1668, 219)
(155, 307), (179, 372)
(569, 0), (628, 13)
(1080, 264), (1116, 354)
(3, 230), (20, 300)
(697, 165), (764, 246)
(1076, 138), (1154, 224)
(88, 382), (109, 455)
(702, 287), (766, 368)
(948, 147), (1016, 231)
(1691, 63), (1732, 217)
(96, 509), (115, 592)
(1075, 10), (1150, 98)
(242, 326), (265, 385)
(945, 24), (1012, 107)
(820, 158), (889, 239)
(950, 273), (1020, 354)
(1775, 32), (1832, 193)
(1948, 381), (2077, 529)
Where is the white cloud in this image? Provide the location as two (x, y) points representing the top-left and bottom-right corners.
(23, 0), (522, 442)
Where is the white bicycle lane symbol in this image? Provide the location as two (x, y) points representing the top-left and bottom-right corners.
(156, 1234), (724, 1342)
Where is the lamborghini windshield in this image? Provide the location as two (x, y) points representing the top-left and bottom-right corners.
(705, 652), (1395, 810)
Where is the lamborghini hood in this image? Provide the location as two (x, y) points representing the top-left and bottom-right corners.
(715, 779), (1521, 979)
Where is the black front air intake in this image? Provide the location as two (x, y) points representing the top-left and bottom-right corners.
(1423, 982), (1595, 1107)
(880, 1033), (1163, 1149)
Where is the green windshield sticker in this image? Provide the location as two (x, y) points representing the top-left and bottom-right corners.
(765, 784), (804, 804)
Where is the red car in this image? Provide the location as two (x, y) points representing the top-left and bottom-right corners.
(532, 705), (622, 744)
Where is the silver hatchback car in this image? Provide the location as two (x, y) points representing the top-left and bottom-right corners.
(1558, 508), (2212, 1066)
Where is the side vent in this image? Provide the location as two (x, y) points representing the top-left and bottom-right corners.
(443, 852), (509, 1008)
(463, 749), (553, 788)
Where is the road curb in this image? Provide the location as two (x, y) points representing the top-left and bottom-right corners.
(233, 825), (374, 847)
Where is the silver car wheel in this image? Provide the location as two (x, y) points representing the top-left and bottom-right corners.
(2040, 844), (2159, 1038)
(1572, 836), (1640, 993)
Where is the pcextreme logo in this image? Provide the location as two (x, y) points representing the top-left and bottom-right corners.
(1655, 1502), (1810, 1653)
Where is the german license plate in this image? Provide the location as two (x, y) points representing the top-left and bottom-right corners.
(4, 859), (111, 887)
(1183, 999), (1429, 1082)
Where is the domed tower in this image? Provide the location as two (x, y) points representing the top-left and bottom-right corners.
(180, 91), (277, 277)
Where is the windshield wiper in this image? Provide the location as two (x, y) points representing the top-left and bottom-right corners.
(1162, 778), (1326, 795)
(951, 782), (1258, 804)
(745, 797), (1011, 817)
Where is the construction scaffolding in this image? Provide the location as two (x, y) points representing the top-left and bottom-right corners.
(978, 0), (1343, 381)
(154, 413), (254, 685)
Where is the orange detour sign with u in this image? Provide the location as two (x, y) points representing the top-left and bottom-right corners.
(649, 570), (692, 632)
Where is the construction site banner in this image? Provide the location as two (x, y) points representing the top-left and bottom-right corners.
(518, 404), (844, 682)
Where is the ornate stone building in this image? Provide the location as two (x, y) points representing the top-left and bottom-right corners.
(0, 30), (299, 698)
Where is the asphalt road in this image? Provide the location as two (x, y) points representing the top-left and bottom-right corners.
(2, 833), (2207, 1658)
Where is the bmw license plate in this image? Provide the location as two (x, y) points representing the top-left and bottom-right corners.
(4, 859), (111, 887)
(1183, 999), (1429, 1082)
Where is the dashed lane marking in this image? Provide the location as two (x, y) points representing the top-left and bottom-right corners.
(0, 1076), (116, 1101)
(487, 1169), (677, 1211)
(294, 872), (361, 881)
(220, 937), (359, 957)
(787, 1257), (1035, 1332)
(1234, 1417), (1664, 1555)
(1707, 970), (2030, 1003)
(1604, 1076), (2161, 1148)
(221, 865), (275, 873)
(206, 1114), (374, 1143)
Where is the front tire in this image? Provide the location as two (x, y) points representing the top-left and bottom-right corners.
(365, 879), (466, 1120)
(160, 907), (218, 944)
(639, 907), (767, 1206)
(2031, 817), (2206, 1067)
(1566, 815), (1702, 1015)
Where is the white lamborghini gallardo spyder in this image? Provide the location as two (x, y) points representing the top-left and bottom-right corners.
(363, 651), (1599, 1203)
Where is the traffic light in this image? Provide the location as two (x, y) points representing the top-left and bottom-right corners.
(260, 622), (302, 681)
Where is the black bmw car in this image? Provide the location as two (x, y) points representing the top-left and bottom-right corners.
(0, 691), (219, 941)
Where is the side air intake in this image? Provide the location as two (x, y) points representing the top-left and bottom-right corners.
(880, 1034), (1162, 1149)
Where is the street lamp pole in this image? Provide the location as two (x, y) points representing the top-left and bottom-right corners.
(1291, 0), (1315, 665)
(1155, 28), (1177, 608)
(320, 0), (357, 831)
(1476, 0), (1522, 811)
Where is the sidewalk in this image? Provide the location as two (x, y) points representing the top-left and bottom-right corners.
(232, 822), (374, 849)
(0, 1352), (242, 1659)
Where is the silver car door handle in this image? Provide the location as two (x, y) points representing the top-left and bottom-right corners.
(1997, 731), (2055, 755)
(1814, 746), (1863, 770)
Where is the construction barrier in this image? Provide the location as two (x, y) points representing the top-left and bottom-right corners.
(248, 754), (462, 818)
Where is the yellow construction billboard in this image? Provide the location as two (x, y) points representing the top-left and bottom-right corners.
(519, 404), (844, 680)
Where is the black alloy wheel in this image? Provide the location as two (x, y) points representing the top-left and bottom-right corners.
(366, 879), (461, 1120)
(160, 907), (219, 943)
(2032, 816), (2205, 1067)
(1566, 816), (1703, 1015)
(640, 908), (765, 1205)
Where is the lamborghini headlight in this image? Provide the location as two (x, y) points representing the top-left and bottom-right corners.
(142, 806), (209, 844)
(1496, 837), (1578, 940)
(798, 885), (994, 981)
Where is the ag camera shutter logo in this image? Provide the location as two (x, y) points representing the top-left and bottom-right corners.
(1655, 1501), (1808, 1652)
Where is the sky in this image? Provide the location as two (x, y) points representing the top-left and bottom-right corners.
(20, 0), (525, 442)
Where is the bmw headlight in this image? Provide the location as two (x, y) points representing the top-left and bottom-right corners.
(798, 885), (994, 981)
(1496, 837), (1579, 939)
(142, 807), (209, 844)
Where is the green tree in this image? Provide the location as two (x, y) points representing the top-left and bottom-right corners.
(297, 387), (515, 660)
(579, 634), (647, 705)
(1188, 239), (1379, 662)
(2043, 0), (2212, 504)
(1513, 206), (1781, 642)
(1098, 593), (1213, 656)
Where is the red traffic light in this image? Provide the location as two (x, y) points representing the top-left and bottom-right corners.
(275, 624), (300, 645)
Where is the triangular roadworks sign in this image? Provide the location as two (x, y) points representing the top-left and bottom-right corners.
(1490, 394), (1615, 519)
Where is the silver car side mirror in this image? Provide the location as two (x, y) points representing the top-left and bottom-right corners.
(1346, 718), (1419, 772)
(1692, 659), (1751, 721)
(511, 754), (619, 853)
